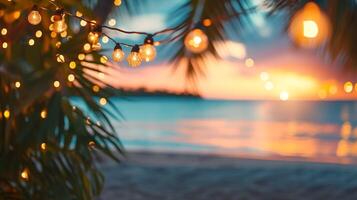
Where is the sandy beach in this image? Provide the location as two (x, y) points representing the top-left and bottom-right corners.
(99, 151), (357, 200)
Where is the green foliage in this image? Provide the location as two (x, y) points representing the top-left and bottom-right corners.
(0, 0), (123, 199)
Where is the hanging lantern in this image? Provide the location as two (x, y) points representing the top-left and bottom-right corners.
(289, 2), (331, 48)
(127, 45), (142, 67)
(140, 34), (156, 62)
(112, 43), (125, 62)
(184, 28), (208, 53)
(53, 9), (67, 33)
(28, 5), (42, 25)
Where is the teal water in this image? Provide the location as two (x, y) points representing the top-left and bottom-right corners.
(75, 97), (357, 164)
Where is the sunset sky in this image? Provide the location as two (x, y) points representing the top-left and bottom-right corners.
(99, 0), (357, 101)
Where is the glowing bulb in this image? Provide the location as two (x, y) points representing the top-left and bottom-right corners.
(114, 0), (122, 6)
(40, 110), (47, 119)
(202, 18), (212, 27)
(20, 169), (29, 180)
(2, 42), (8, 49)
(53, 81), (60, 88)
(67, 74), (75, 82)
(92, 85), (100, 92)
(184, 28), (208, 53)
(102, 36), (109, 43)
(127, 45), (142, 67)
(28, 6), (42, 25)
(88, 32), (99, 44)
(303, 20), (319, 38)
(69, 61), (76, 69)
(28, 39), (35, 46)
(1, 28), (7, 35)
(108, 18), (116, 26)
(53, 12), (67, 33)
(78, 53), (85, 60)
(80, 20), (87, 27)
(140, 35), (156, 62)
(56, 54), (65, 63)
(35, 30), (42, 38)
(289, 2), (330, 48)
(40, 143), (47, 151)
(100, 56), (108, 64)
(344, 81), (353, 93)
(99, 98), (107, 106)
(3, 109), (10, 119)
(15, 81), (21, 88)
(112, 44), (125, 62)
(83, 43), (91, 52)
(88, 141), (96, 148)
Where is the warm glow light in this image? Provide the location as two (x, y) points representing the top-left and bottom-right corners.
(15, 81), (21, 88)
(40, 110), (47, 119)
(67, 74), (75, 82)
(40, 143), (47, 151)
(112, 44), (125, 62)
(108, 18), (116, 26)
(184, 29), (209, 53)
(60, 31), (67, 38)
(92, 85), (100, 92)
(280, 91), (289, 101)
(56, 54), (65, 63)
(344, 81), (353, 93)
(53, 81), (60, 88)
(289, 2), (331, 48)
(100, 56), (108, 64)
(1, 28), (7, 35)
(20, 169), (29, 180)
(88, 141), (96, 148)
(202, 18), (212, 27)
(303, 20), (319, 38)
(53, 16), (67, 33)
(28, 39), (35, 46)
(69, 61), (76, 69)
(78, 53), (85, 60)
(2, 42), (8, 49)
(80, 20), (87, 27)
(245, 58), (254, 67)
(99, 98), (107, 105)
(127, 45), (142, 67)
(140, 44), (156, 62)
(83, 43), (91, 52)
(114, 0), (122, 6)
(102, 36), (109, 43)
(35, 30), (42, 38)
(3, 109), (10, 119)
(28, 7), (42, 25)
(88, 32), (99, 44)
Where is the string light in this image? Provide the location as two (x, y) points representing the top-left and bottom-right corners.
(15, 81), (21, 88)
(69, 61), (76, 69)
(112, 43), (125, 62)
(344, 81), (353, 93)
(99, 97), (107, 106)
(28, 5), (42, 25)
(20, 169), (29, 181)
(108, 18), (116, 27)
(2, 42), (8, 49)
(3, 109), (10, 119)
(140, 35), (156, 62)
(88, 26), (101, 44)
(40, 110), (47, 119)
(78, 53), (86, 60)
(40, 143), (47, 151)
(67, 74), (75, 82)
(100, 56), (108, 64)
(52, 10), (67, 33)
(56, 54), (65, 63)
(35, 30), (42, 38)
(83, 43), (91, 52)
(102, 36), (109, 43)
(92, 85), (100, 92)
(28, 39), (35, 46)
(127, 45), (142, 67)
(53, 81), (60, 88)
(88, 141), (95, 148)
(114, 0), (122, 6)
(184, 28), (208, 53)
(1, 28), (7, 35)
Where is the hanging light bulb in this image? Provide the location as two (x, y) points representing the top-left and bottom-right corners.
(28, 5), (42, 25)
(127, 45), (142, 67)
(140, 34), (156, 62)
(88, 26), (101, 44)
(112, 43), (125, 62)
(53, 9), (67, 33)
(289, 2), (331, 48)
(184, 28), (208, 53)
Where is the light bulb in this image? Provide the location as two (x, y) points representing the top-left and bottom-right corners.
(28, 6), (42, 25)
(53, 10), (67, 33)
(140, 35), (156, 62)
(127, 45), (142, 67)
(289, 2), (331, 48)
(88, 32), (99, 44)
(112, 43), (125, 62)
(184, 28), (208, 53)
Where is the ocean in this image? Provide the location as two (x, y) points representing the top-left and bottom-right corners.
(75, 97), (357, 164)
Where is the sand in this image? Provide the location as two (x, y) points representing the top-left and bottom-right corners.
(98, 151), (357, 200)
